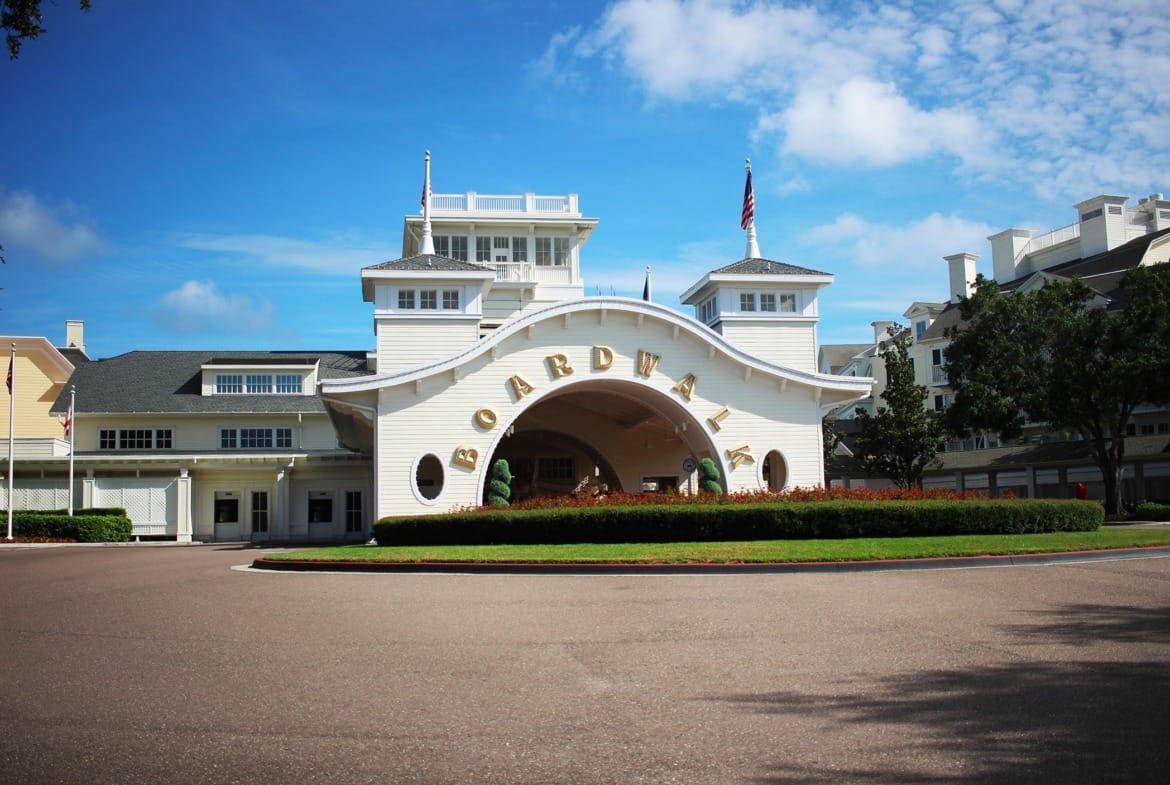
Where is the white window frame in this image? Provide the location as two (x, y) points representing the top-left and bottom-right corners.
(215, 374), (243, 394)
(245, 374), (272, 394)
(475, 236), (492, 263)
(274, 374), (302, 394)
(442, 289), (460, 309)
(420, 289), (438, 309)
(398, 289), (416, 309)
(535, 237), (571, 267)
(739, 293), (757, 312)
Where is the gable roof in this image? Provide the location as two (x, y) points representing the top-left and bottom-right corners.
(51, 350), (370, 415)
(818, 343), (871, 374)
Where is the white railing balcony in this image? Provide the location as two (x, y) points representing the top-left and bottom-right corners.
(932, 365), (948, 384)
(1014, 221), (1080, 265)
(494, 262), (535, 282)
(427, 192), (579, 217)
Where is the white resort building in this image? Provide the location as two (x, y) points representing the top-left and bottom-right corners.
(822, 191), (1170, 500)
(4, 155), (871, 541)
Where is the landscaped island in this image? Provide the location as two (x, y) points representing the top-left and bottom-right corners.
(255, 488), (1170, 565)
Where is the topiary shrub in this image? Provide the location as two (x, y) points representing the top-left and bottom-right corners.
(699, 457), (722, 495)
(487, 459), (513, 507)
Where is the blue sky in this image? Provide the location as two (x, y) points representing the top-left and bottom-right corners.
(2, 0), (1167, 359)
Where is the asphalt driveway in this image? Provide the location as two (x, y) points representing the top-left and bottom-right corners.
(1, 544), (1168, 784)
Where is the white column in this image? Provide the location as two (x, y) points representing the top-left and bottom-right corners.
(175, 468), (192, 543)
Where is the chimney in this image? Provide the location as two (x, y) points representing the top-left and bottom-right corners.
(65, 320), (86, 353)
(1074, 194), (1128, 257)
(944, 252), (979, 303)
(987, 228), (1032, 284)
(871, 320), (897, 345)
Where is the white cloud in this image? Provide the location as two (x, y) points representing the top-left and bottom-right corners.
(553, 0), (1170, 196)
(155, 279), (275, 335)
(582, 0), (821, 100)
(800, 212), (997, 270)
(775, 77), (979, 167)
(177, 232), (388, 276)
(0, 190), (104, 263)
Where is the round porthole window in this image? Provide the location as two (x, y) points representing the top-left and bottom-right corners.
(762, 449), (788, 492)
(414, 454), (444, 502)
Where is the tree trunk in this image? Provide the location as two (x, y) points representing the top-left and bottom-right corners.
(1095, 435), (1126, 516)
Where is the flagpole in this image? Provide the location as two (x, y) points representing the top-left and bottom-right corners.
(419, 149), (435, 256)
(67, 385), (75, 517)
(6, 343), (15, 541)
(743, 158), (760, 259)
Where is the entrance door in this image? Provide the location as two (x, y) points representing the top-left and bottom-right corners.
(213, 491), (242, 541)
(250, 491), (270, 542)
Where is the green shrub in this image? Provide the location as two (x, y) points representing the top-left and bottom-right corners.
(9, 511), (133, 542)
(373, 498), (1102, 546)
(1135, 501), (1170, 521)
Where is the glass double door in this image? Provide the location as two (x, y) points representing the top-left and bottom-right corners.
(212, 488), (272, 542)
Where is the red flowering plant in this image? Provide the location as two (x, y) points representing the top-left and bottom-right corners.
(463, 485), (1005, 514)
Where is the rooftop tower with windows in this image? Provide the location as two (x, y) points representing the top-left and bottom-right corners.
(679, 159), (833, 372)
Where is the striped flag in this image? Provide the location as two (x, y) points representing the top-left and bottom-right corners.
(740, 169), (755, 230)
(64, 396), (73, 438)
(5, 354), (10, 394)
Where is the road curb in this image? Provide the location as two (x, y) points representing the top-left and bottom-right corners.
(250, 545), (1170, 575)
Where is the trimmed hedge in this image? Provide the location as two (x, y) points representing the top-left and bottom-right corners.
(1135, 502), (1170, 521)
(373, 499), (1103, 546)
(9, 511), (133, 542)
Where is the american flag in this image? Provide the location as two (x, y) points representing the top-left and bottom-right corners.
(740, 169), (755, 230)
(5, 354), (11, 394)
(64, 397), (73, 438)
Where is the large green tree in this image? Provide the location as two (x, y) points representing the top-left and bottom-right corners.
(853, 326), (946, 488)
(944, 265), (1170, 514)
(2, 0), (90, 59)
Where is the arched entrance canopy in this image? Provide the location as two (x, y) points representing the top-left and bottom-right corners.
(321, 297), (873, 404)
(481, 377), (725, 502)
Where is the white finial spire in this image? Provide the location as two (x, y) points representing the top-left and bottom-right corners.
(742, 157), (760, 259)
(419, 149), (435, 256)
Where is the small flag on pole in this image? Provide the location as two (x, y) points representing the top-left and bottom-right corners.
(5, 354), (11, 394)
(740, 167), (755, 230)
(64, 396), (73, 438)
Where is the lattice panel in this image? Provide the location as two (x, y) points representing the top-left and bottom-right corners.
(0, 482), (70, 510)
(94, 478), (178, 535)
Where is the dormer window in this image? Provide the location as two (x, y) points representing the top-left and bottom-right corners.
(215, 374), (243, 394)
(398, 289), (416, 309)
(214, 372), (304, 395)
(740, 293), (757, 312)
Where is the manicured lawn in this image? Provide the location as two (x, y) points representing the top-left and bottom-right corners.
(262, 528), (1170, 565)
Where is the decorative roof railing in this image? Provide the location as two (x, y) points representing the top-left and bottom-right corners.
(426, 192), (580, 217)
(1014, 221), (1080, 266)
